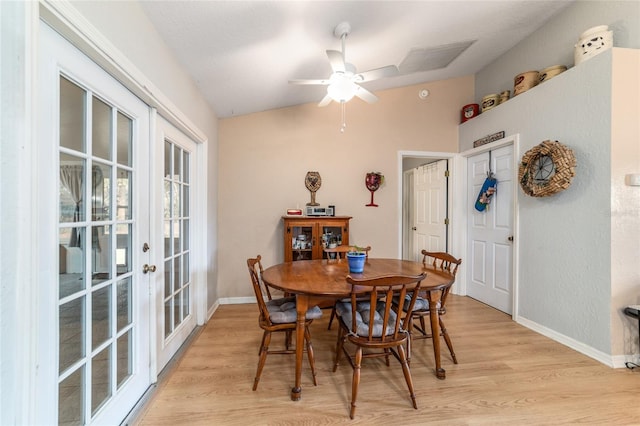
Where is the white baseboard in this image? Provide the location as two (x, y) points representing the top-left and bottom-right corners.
(515, 315), (627, 368)
(206, 300), (220, 321)
(219, 296), (255, 305)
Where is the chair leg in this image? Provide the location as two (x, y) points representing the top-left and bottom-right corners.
(258, 332), (266, 355)
(418, 316), (428, 336)
(333, 326), (346, 372)
(397, 343), (418, 409)
(285, 330), (292, 350)
(439, 317), (458, 364)
(350, 347), (363, 419)
(406, 317), (414, 365)
(327, 304), (337, 330)
(253, 331), (272, 391)
(304, 326), (318, 386)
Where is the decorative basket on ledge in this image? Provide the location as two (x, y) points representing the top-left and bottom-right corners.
(574, 25), (613, 65)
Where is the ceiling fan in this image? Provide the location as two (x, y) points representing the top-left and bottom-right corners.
(289, 21), (399, 108)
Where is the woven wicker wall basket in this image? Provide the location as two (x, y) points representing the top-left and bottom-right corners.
(518, 140), (577, 197)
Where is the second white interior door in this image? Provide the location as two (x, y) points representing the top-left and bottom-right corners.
(413, 160), (448, 259)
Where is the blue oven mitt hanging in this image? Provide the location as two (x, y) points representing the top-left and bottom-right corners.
(475, 172), (497, 212)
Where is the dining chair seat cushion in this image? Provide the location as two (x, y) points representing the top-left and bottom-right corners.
(266, 296), (323, 323)
(335, 301), (397, 337)
(393, 295), (441, 312)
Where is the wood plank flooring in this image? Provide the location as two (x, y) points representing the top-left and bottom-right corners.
(132, 295), (640, 425)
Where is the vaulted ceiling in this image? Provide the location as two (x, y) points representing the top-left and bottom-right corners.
(140, 1), (574, 118)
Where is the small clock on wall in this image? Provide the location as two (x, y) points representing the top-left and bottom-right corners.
(518, 140), (576, 197)
(532, 154), (556, 184)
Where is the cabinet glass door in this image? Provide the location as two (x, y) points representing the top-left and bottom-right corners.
(290, 224), (314, 261)
(320, 225), (344, 258)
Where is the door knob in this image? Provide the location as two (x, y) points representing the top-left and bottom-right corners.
(508, 236), (514, 242)
(143, 264), (157, 274)
(412, 227), (417, 231)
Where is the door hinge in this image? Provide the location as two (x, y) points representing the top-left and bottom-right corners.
(444, 218), (449, 225)
(444, 170), (450, 177)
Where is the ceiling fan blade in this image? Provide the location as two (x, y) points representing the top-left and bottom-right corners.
(355, 65), (399, 83)
(354, 85), (378, 103)
(289, 79), (330, 85)
(326, 50), (345, 73)
(318, 94), (333, 107)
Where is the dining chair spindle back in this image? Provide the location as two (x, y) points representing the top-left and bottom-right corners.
(247, 255), (322, 391)
(401, 250), (462, 364)
(325, 245), (372, 330)
(332, 272), (426, 419)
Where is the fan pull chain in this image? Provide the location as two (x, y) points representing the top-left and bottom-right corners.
(340, 101), (347, 133)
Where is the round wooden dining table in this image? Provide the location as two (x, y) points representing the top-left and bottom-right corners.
(261, 258), (455, 401)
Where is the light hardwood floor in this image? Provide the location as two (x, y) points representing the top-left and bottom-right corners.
(133, 295), (640, 425)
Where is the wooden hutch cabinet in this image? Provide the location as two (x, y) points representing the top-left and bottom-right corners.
(283, 216), (351, 262)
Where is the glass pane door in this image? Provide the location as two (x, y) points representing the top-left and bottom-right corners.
(57, 75), (139, 425)
(154, 117), (197, 371)
(41, 21), (150, 425)
(163, 140), (192, 338)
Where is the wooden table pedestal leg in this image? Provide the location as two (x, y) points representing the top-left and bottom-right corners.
(291, 294), (309, 401)
(428, 294), (446, 380)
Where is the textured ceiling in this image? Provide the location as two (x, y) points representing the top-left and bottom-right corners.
(140, 0), (574, 118)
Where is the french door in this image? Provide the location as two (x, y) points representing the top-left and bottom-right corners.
(40, 22), (151, 424)
(153, 117), (197, 371)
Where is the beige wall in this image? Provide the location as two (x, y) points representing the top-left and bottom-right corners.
(218, 76), (474, 299)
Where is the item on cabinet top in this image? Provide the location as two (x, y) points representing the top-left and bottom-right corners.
(539, 65), (567, 83)
(304, 171), (322, 206)
(574, 25), (613, 65)
(305, 205), (334, 216)
(286, 209), (302, 215)
(513, 71), (539, 96)
(518, 140), (576, 197)
(481, 94), (500, 112)
(499, 90), (510, 104)
(461, 103), (480, 123)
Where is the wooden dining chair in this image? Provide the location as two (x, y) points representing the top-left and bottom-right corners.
(332, 272), (426, 419)
(325, 245), (371, 330)
(323, 244), (371, 261)
(399, 250), (462, 365)
(247, 255), (323, 391)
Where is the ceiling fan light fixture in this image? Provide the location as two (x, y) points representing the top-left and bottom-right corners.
(327, 75), (357, 103)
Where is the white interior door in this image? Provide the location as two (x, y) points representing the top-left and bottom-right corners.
(403, 169), (415, 260)
(467, 145), (514, 314)
(413, 160), (448, 259)
(40, 22), (151, 425)
(153, 117), (197, 371)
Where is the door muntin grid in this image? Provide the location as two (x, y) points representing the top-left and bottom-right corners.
(163, 140), (191, 339)
(58, 75), (135, 424)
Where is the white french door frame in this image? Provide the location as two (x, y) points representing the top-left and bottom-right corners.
(454, 134), (520, 320)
